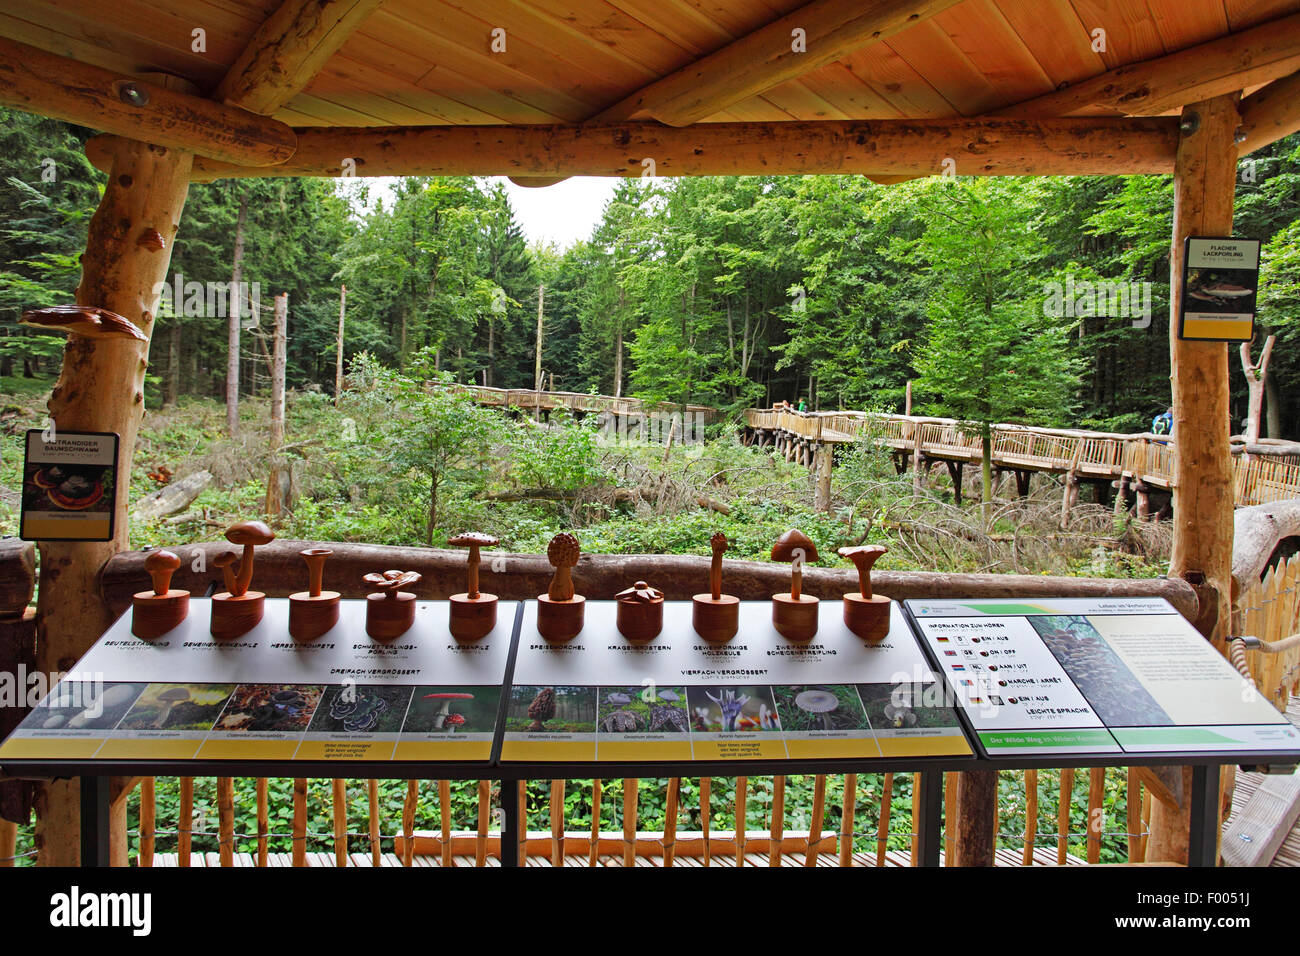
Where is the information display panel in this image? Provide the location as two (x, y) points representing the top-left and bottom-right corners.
(905, 597), (1300, 758)
(0, 598), (517, 766)
(500, 599), (972, 763)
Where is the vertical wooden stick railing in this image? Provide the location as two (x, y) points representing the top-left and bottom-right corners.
(256, 777), (269, 866)
(804, 774), (826, 866)
(663, 777), (679, 867)
(1086, 767), (1105, 864)
(291, 777), (307, 866)
(476, 780), (491, 867)
(700, 777), (711, 866)
(550, 779), (565, 866)
(438, 779), (453, 867)
(768, 775), (785, 866)
(139, 777), (155, 867)
(332, 779), (347, 866)
(589, 779), (602, 866)
(1057, 768), (1073, 865)
(401, 780), (417, 866)
(735, 776), (748, 865)
(622, 778), (638, 866)
(873, 773), (888, 865)
(178, 777), (193, 866)
(366, 779), (380, 865)
(1022, 769), (1038, 865)
(217, 776), (234, 866)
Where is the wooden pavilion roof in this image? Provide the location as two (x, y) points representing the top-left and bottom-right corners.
(1, 0), (1299, 179)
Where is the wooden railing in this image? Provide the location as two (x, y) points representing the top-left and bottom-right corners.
(744, 408), (1300, 504)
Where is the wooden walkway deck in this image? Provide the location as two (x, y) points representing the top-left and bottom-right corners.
(744, 408), (1300, 507)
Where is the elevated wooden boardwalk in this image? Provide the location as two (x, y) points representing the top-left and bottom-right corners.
(744, 408), (1300, 507)
(436, 383), (719, 422)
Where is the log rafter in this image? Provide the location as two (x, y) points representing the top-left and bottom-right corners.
(0, 37), (295, 167)
(993, 12), (1300, 119)
(213, 0), (387, 115)
(83, 116), (1181, 182)
(1237, 70), (1300, 155)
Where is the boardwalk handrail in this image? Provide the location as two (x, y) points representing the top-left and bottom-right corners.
(744, 407), (1300, 507)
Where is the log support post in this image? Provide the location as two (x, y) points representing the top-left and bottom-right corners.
(34, 137), (193, 866)
(946, 461), (964, 506)
(1149, 92), (1240, 865)
(953, 770), (998, 866)
(1014, 469), (1032, 499)
(814, 443), (833, 513)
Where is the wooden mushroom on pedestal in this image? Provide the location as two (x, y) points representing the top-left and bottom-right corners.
(770, 529), (820, 642)
(364, 570), (422, 640)
(537, 532), (584, 642)
(692, 532), (739, 643)
(448, 532), (499, 642)
(131, 549), (188, 639)
(289, 548), (340, 641)
(616, 580), (664, 644)
(838, 545), (891, 641)
(210, 520), (275, 640)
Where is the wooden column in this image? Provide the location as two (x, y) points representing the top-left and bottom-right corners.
(1150, 93), (1240, 865)
(953, 770), (998, 866)
(34, 137), (193, 866)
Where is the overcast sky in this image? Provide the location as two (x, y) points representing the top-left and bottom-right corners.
(493, 176), (616, 250)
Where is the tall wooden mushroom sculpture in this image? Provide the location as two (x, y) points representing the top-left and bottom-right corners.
(210, 520), (275, 640)
(537, 532), (584, 642)
(289, 548), (340, 641)
(448, 532), (500, 642)
(693, 532), (739, 643)
(770, 529), (820, 641)
(132, 549), (188, 639)
(838, 545), (891, 641)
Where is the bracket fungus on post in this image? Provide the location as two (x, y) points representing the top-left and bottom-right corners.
(538, 532), (584, 642)
(289, 547), (340, 641)
(770, 529), (820, 641)
(838, 544), (891, 641)
(364, 569), (421, 640)
(448, 531), (500, 642)
(210, 520), (274, 640)
(131, 548), (188, 639)
(21, 304), (148, 341)
(692, 531), (740, 643)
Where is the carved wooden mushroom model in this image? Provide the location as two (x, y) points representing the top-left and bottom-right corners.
(616, 580), (665, 644)
(838, 545), (891, 641)
(364, 570), (422, 640)
(770, 529), (820, 642)
(210, 520), (275, 640)
(537, 532), (585, 642)
(448, 531), (499, 642)
(692, 532), (740, 643)
(132, 549), (189, 639)
(289, 548), (340, 641)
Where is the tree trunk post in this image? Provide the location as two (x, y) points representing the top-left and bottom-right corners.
(1151, 92), (1240, 866)
(335, 283), (346, 406)
(953, 770), (998, 866)
(226, 189), (247, 435)
(814, 443), (833, 512)
(35, 136), (193, 866)
(265, 292), (288, 517)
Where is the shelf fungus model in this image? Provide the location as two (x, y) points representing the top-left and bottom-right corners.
(838, 545), (891, 641)
(288, 548), (340, 641)
(537, 532), (584, 642)
(770, 529), (820, 641)
(615, 580), (665, 643)
(131, 549), (189, 639)
(447, 531), (499, 642)
(210, 520), (275, 640)
(692, 532), (740, 643)
(364, 569), (422, 640)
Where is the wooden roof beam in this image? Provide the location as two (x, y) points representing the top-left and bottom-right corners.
(87, 117), (1179, 182)
(213, 0), (386, 115)
(0, 37), (295, 166)
(598, 0), (963, 127)
(994, 11), (1300, 118)
(1237, 70), (1300, 155)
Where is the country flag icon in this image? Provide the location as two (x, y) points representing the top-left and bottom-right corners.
(943, 650), (957, 657)
(951, 664), (966, 671)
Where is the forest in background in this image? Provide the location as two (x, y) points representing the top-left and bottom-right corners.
(4, 106), (1300, 436)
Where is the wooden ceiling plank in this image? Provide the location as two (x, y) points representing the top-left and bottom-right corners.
(839, 39), (959, 117)
(604, 0), (733, 52)
(0, 35), (296, 165)
(932, 0), (1056, 103)
(1145, 0), (1230, 50)
(0, 6), (227, 86)
(145, 116), (1181, 180)
(1238, 68), (1300, 152)
(750, 78), (852, 120)
(792, 61), (907, 118)
(306, 55), (510, 124)
(598, 0), (967, 126)
(992, 0), (1105, 89)
(884, 19), (1004, 116)
(212, 0), (387, 113)
(283, 90), (399, 126)
(1069, 0), (1167, 68)
(505, 0), (698, 73)
(1224, 0), (1300, 30)
(995, 9), (1300, 115)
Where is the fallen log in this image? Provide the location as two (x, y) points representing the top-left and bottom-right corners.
(132, 470), (214, 522)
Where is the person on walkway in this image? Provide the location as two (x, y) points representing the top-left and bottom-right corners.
(797, 398), (807, 412)
(1152, 407), (1172, 438)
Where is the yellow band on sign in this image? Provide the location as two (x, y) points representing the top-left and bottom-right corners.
(21, 516), (112, 539)
(1181, 315), (1254, 342)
